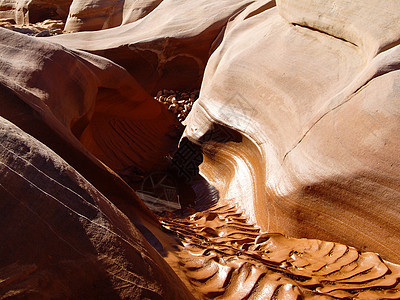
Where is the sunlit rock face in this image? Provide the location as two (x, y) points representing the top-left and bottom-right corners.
(184, 0), (400, 263)
(1, 0), (400, 298)
(49, 0), (258, 94)
(64, 0), (162, 32)
(0, 0), (72, 24)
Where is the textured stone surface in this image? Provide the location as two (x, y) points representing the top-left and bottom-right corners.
(1, 0), (400, 297)
(0, 0), (72, 24)
(0, 27), (180, 175)
(49, 0), (258, 94)
(0, 116), (193, 299)
(64, 0), (162, 32)
(0, 26), (192, 299)
(162, 204), (400, 299)
(184, 0), (400, 263)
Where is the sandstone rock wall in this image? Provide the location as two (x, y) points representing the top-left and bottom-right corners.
(49, 0), (259, 94)
(64, 0), (162, 32)
(0, 27), (179, 174)
(0, 0), (72, 24)
(0, 116), (193, 299)
(34, 0), (400, 264)
(1, 0), (400, 297)
(183, 0), (400, 263)
(0, 25), (194, 299)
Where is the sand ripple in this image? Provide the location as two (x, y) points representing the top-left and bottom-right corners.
(161, 204), (400, 299)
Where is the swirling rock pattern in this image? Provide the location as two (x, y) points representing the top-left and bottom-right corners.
(0, 0), (399, 298)
(64, 0), (162, 32)
(48, 0), (260, 94)
(161, 204), (400, 299)
(184, 0), (400, 262)
(0, 27), (194, 298)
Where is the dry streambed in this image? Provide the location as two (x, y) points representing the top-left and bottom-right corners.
(160, 204), (400, 299)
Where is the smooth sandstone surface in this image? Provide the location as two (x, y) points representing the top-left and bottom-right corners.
(0, 27), (193, 299)
(0, 116), (192, 299)
(64, 0), (162, 32)
(184, 0), (400, 262)
(0, 0), (400, 298)
(49, 0), (259, 94)
(0, 27), (179, 174)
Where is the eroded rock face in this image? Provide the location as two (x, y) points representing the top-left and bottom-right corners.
(0, 0), (72, 24)
(64, 0), (162, 32)
(0, 26), (193, 299)
(184, 0), (400, 263)
(0, 116), (193, 299)
(161, 204), (400, 299)
(1, 0), (400, 298)
(49, 0), (259, 94)
(0, 27), (180, 175)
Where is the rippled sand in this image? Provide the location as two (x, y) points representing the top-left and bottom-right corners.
(160, 204), (400, 299)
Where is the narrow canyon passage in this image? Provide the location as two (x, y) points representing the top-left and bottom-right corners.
(1, 0), (400, 298)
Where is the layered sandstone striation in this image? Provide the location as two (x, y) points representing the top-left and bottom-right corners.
(64, 0), (162, 32)
(0, 116), (193, 299)
(162, 204), (400, 299)
(0, 27), (193, 297)
(0, 27), (180, 175)
(0, 0), (72, 24)
(48, 0), (260, 94)
(0, 0), (400, 298)
(184, 0), (400, 262)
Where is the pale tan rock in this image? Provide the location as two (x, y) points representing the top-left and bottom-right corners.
(49, 0), (259, 94)
(64, 0), (162, 32)
(64, 0), (124, 32)
(277, 0), (400, 59)
(1, 0), (400, 297)
(184, 0), (400, 263)
(0, 0), (72, 25)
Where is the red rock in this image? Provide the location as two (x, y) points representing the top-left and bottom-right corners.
(1, 0), (400, 297)
(0, 115), (193, 299)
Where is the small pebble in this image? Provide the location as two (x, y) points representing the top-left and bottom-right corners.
(154, 88), (199, 122)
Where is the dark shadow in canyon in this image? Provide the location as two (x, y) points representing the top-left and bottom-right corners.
(138, 123), (244, 216)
